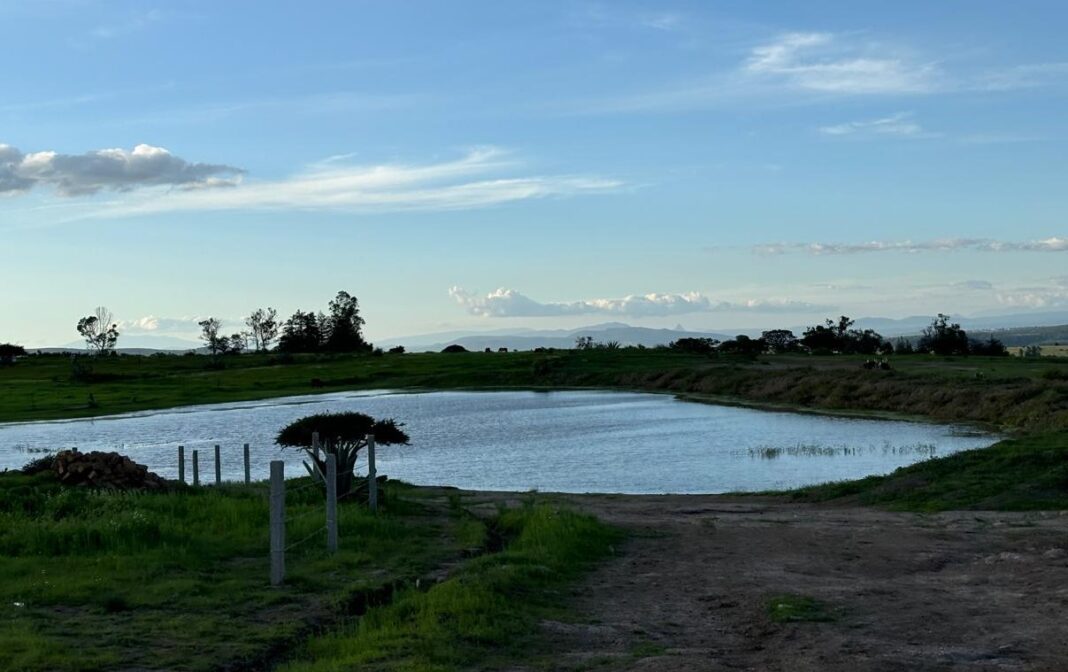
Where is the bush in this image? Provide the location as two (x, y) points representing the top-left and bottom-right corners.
(441, 344), (468, 353)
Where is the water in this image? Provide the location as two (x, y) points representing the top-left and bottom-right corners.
(0, 390), (995, 494)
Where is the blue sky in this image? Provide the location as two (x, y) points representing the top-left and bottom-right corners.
(2, 1), (1067, 346)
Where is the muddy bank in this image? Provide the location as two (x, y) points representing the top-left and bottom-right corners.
(473, 492), (1068, 671)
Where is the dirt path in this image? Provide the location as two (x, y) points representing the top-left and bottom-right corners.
(513, 495), (1068, 671)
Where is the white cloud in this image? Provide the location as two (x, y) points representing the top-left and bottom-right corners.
(90, 147), (620, 217)
(117, 315), (246, 336)
(744, 32), (938, 94)
(449, 287), (828, 318)
(819, 112), (930, 137)
(0, 143), (243, 196)
(753, 237), (1068, 256)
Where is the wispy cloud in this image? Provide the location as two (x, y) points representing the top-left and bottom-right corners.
(90, 9), (167, 40)
(819, 112), (932, 137)
(745, 32), (939, 94)
(0, 143), (243, 196)
(449, 287), (829, 318)
(87, 147), (619, 218)
(977, 62), (1068, 91)
(752, 238), (1068, 256)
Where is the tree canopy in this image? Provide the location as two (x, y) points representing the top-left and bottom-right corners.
(277, 412), (409, 495)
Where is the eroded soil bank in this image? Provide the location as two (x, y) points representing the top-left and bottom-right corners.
(479, 493), (1068, 672)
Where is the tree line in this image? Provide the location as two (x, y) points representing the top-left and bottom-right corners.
(668, 314), (1008, 357)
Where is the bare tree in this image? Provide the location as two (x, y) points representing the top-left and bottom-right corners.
(245, 308), (279, 352)
(198, 318), (224, 356)
(76, 306), (119, 355)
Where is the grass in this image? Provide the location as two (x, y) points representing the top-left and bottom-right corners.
(790, 432), (1068, 511)
(766, 594), (838, 623)
(2, 349), (1068, 431)
(0, 472), (473, 672)
(277, 500), (619, 671)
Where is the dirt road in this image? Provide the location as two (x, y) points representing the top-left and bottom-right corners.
(514, 495), (1068, 671)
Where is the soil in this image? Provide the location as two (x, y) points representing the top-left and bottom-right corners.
(498, 494), (1068, 671)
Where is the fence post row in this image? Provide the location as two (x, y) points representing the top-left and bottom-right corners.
(178, 445), (185, 484)
(269, 461), (286, 586)
(325, 454), (338, 553)
(366, 433), (378, 513)
(243, 443), (251, 484)
(192, 450), (200, 486)
(214, 444), (222, 485)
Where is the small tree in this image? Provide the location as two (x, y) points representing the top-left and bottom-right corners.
(276, 412), (409, 496)
(245, 308), (279, 352)
(918, 314), (969, 356)
(761, 329), (799, 354)
(76, 307), (119, 355)
(669, 337), (719, 354)
(0, 343), (27, 365)
(198, 318), (225, 356)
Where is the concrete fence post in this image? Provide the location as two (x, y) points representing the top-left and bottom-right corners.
(243, 443), (251, 484)
(269, 461), (285, 586)
(178, 445), (185, 484)
(192, 450), (200, 486)
(214, 444), (222, 485)
(325, 453), (338, 553)
(366, 433), (378, 513)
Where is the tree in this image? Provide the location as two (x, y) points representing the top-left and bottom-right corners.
(574, 336), (594, 350)
(800, 322), (839, 353)
(0, 343), (27, 365)
(225, 333), (248, 355)
(324, 291), (370, 352)
(198, 318), (225, 356)
(76, 306), (119, 355)
(669, 337), (719, 354)
(441, 344), (468, 353)
(278, 310), (325, 353)
(894, 338), (915, 354)
(276, 412), (409, 496)
(719, 334), (766, 356)
(245, 308), (279, 352)
(969, 336), (1008, 357)
(761, 329), (799, 354)
(917, 314), (969, 356)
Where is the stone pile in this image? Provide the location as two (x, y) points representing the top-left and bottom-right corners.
(52, 450), (167, 490)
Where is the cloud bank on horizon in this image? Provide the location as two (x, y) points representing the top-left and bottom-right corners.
(752, 238), (1068, 256)
(449, 287), (830, 318)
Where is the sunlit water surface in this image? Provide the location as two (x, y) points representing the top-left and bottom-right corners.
(0, 390), (995, 494)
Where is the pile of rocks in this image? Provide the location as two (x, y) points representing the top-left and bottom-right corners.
(52, 450), (167, 490)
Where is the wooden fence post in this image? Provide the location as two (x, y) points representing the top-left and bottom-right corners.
(325, 453), (338, 553)
(366, 433), (378, 513)
(269, 461), (285, 586)
(192, 450), (200, 486)
(243, 443), (251, 484)
(178, 445), (185, 484)
(214, 444), (222, 485)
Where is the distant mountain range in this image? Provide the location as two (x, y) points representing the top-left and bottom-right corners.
(379, 322), (732, 352)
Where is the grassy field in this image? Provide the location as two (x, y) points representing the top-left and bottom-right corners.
(3, 349), (1068, 430)
(0, 473), (488, 671)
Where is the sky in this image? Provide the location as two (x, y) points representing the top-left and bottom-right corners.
(2, 1), (1067, 347)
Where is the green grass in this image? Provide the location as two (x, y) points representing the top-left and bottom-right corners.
(766, 594), (838, 623)
(0, 473), (471, 672)
(791, 432), (1068, 511)
(278, 501), (619, 672)
(3, 350), (1068, 431)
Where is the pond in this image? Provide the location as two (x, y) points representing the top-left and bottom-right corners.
(0, 390), (995, 494)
